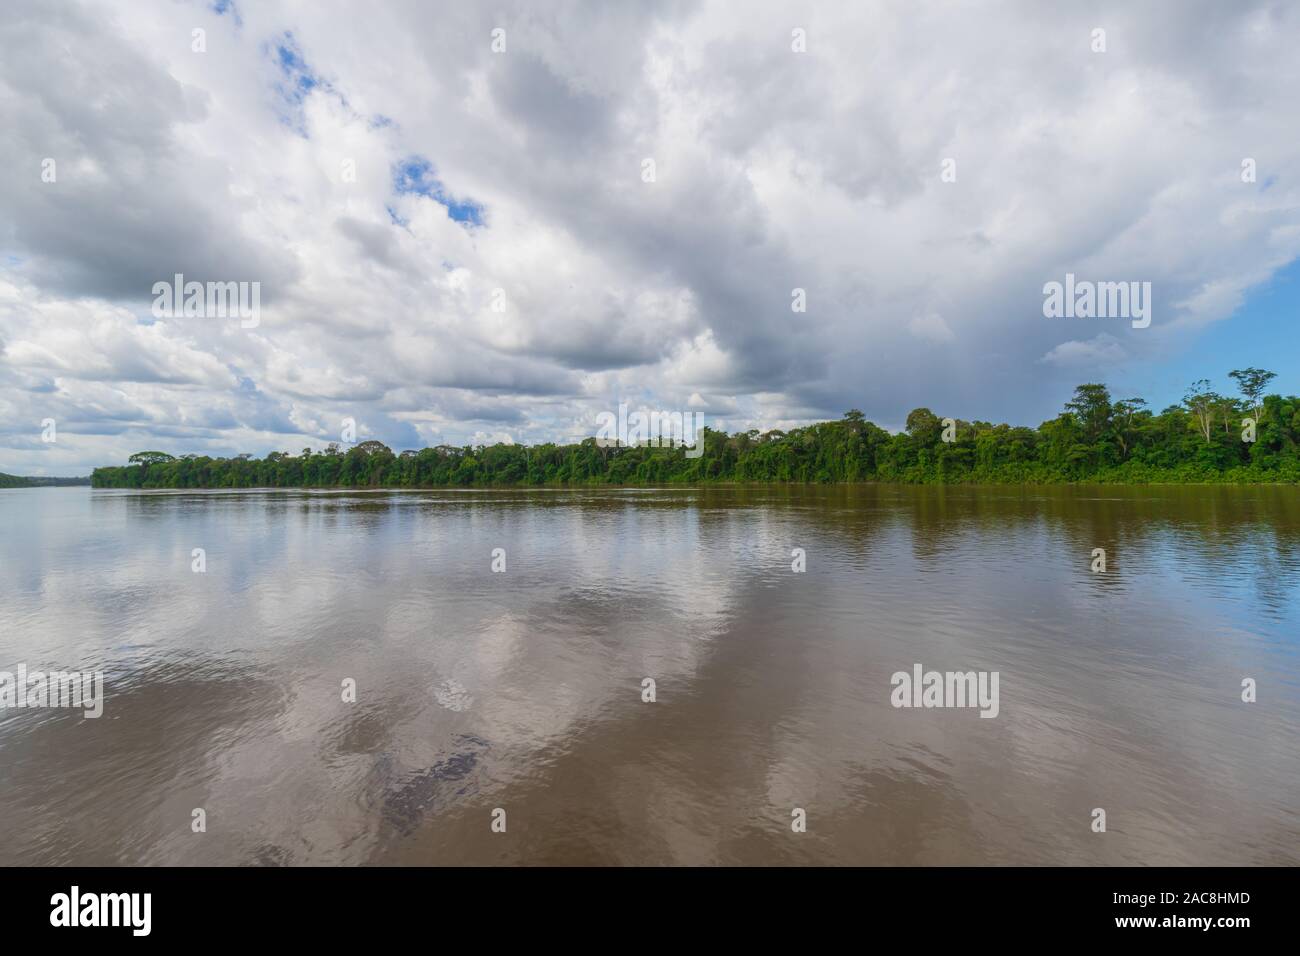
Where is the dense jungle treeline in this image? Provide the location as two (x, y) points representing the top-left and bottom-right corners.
(90, 372), (1300, 488)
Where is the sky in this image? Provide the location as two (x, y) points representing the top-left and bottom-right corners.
(1, 0), (1299, 475)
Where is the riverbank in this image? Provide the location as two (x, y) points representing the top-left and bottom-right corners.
(88, 471), (1300, 490)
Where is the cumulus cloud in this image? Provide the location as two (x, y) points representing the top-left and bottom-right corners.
(1, 0), (1299, 474)
(1040, 333), (1129, 369)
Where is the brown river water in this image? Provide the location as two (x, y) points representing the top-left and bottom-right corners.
(1, 484), (1297, 865)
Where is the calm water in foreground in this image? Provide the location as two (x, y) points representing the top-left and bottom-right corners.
(1, 484), (1297, 866)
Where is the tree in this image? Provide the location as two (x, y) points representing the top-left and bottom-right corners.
(905, 408), (942, 444)
(128, 451), (176, 466)
(1213, 394), (1240, 436)
(1229, 368), (1277, 423)
(1184, 380), (1217, 443)
(1064, 384), (1113, 444)
(1111, 397), (1147, 458)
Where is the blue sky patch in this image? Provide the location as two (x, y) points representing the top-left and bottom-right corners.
(392, 156), (484, 227)
(211, 0), (241, 25)
(275, 33), (320, 103)
(268, 32), (334, 136)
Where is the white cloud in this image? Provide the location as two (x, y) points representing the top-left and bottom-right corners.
(1040, 334), (1129, 368)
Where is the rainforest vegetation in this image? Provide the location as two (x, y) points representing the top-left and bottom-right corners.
(90, 371), (1300, 488)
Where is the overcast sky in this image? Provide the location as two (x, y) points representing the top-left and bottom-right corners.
(3, 0), (1299, 475)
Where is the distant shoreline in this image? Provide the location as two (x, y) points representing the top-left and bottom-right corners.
(84, 476), (1300, 490)
(0, 473), (90, 488)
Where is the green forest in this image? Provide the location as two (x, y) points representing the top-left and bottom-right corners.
(89, 370), (1300, 488)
